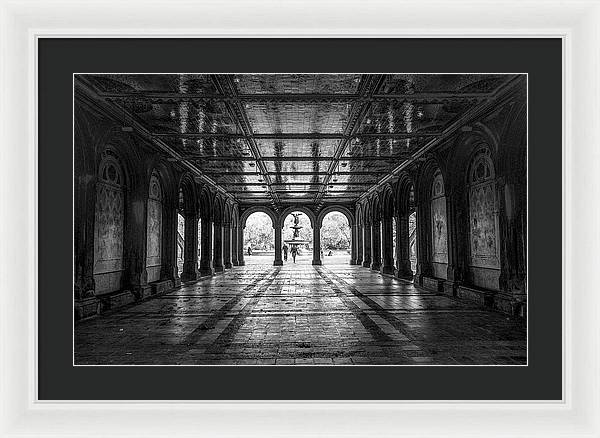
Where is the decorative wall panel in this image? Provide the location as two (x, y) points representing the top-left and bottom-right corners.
(93, 157), (125, 294)
(468, 151), (500, 271)
(146, 172), (162, 283)
(430, 172), (448, 266)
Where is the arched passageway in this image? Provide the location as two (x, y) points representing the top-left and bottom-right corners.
(319, 211), (351, 264)
(243, 212), (275, 264)
(75, 73), (527, 366)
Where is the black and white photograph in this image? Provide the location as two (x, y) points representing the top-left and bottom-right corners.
(74, 73), (527, 366)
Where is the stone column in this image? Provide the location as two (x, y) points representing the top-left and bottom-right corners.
(362, 223), (372, 268)
(231, 224), (240, 266)
(274, 225), (283, 266)
(237, 226), (245, 266)
(355, 223), (363, 265)
(223, 221), (233, 269)
(199, 216), (213, 277)
(181, 213), (200, 282)
(124, 188), (148, 294)
(381, 216), (395, 275)
(415, 202), (431, 285)
(370, 220), (382, 271)
(395, 213), (414, 279)
(312, 224), (322, 265)
(444, 192), (462, 293)
(161, 206), (179, 285)
(349, 223), (358, 265)
(213, 221), (224, 273)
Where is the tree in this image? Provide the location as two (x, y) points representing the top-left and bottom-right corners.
(243, 213), (274, 250)
(320, 212), (350, 250)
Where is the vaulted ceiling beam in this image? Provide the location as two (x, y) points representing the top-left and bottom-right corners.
(154, 132), (440, 139)
(314, 74), (388, 205)
(100, 91), (491, 103)
(210, 75), (279, 206)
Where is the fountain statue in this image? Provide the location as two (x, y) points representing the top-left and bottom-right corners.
(284, 212), (310, 250)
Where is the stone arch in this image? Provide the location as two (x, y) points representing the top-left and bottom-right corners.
(198, 186), (213, 220)
(362, 200), (371, 226)
(355, 203), (363, 226)
(240, 206), (277, 229)
(278, 206), (316, 229)
(414, 157), (449, 281)
(213, 195), (224, 225)
(380, 184), (395, 219)
(177, 172), (198, 216)
(370, 193), (381, 224)
(316, 205), (355, 228)
(396, 171), (416, 215)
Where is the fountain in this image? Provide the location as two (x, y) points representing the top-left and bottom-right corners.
(284, 212), (310, 251)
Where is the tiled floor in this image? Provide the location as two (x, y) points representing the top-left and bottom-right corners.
(75, 262), (527, 365)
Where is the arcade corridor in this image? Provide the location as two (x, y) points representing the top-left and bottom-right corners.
(75, 263), (526, 365)
(74, 73), (527, 365)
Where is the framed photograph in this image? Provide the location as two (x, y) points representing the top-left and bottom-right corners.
(1, 1), (598, 437)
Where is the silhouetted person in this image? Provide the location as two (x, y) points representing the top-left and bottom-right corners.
(291, 246), (297, 263)
(283, 244), (288, 261)
(247, 246), (252, 256)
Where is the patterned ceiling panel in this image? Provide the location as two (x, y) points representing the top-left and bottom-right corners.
(128, 101), (237, 135)
(234, 74), (361, 94)
(379, 74), (508, 94)
(245, 102), (350, 134)
(226, 186), (268, 193)
(78, 73), (518, 208)
(83, 74), (217, 94)
(356, 102), (474, 135)
(256, 139), (339, 157)
(264, 160), (332, 173)
(272, 184), (322, 191)
(161, 138), (252, 157)
(330, 174), (382, 184)
(343, 138), (425, 158)
(194, 159), (257, 173)
(209, 174), (266, 184)
(339, 160), (398, 174)
(270, 174), (326, 184)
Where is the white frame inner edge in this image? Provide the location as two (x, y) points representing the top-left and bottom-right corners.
(0, 1), (598, 437)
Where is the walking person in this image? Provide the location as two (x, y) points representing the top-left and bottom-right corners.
(291, 246), (297, 264)
(283, 244), (288, 261)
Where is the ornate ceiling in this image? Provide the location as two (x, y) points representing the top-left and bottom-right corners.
(76, 73), (520, 209)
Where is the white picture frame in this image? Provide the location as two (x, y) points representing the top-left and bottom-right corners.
(1, 0), (598, 436)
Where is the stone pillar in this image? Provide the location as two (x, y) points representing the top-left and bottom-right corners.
(370, 220), (382, 271)
(444, 192), (462, 293)
(381, 216), (395, 275)
(349, 223), (358, 265)
(213, 221), (224, 273)
(355, 223), (363, 265)
(274, 225), (283, 266)
(395, 213), (414, 279)
(362, 223), (372, 268)
(74, 176), (97, 299)
(223, 222), (233, 269)
(199, 216), (213, 277)
(415, 202), (431, 285)
(161, 207), (179, 285)
(124, 188), (148, 294)
(312, 224), (322, 265)
(181, 213), (200, 282)
(237, 226), (246, 266)
(231, 224), (240, 266)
